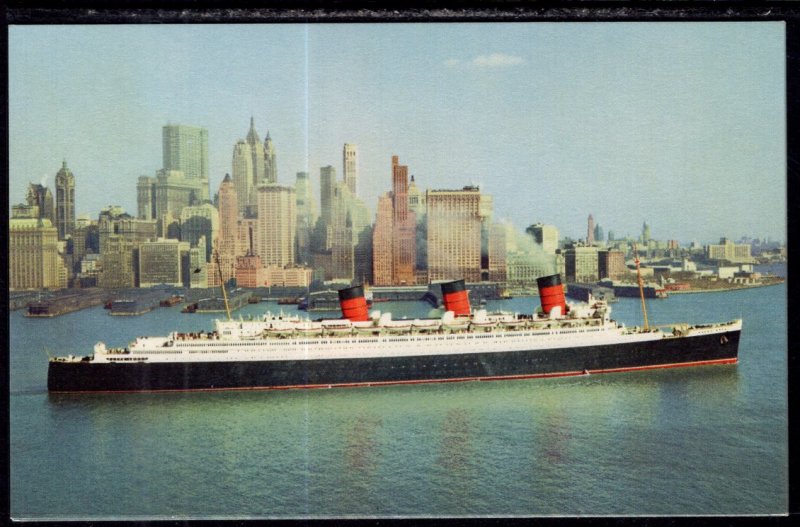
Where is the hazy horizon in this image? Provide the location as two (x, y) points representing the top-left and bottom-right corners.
(8, 22), (786, 245)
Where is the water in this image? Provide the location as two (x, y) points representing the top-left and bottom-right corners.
(10, 280), (787, 519)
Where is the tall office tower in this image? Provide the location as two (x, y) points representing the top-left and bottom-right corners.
(372, 194), (394, 286)
(488, 223), (507, 283)
(564, 244), (600, 283)
(255, 184), (296, 267)
(180, 202), (219, 263)
(319, 165), (336, 229)
(641, 222), (651, 243)
(528, 223), (559, 255)
(9, 218), (67, 290)
(391, 156), (416, 284)
(232, 140), (254, 215)
(594, 224), (604, 246)
(26, 183), (55, 224)
(407, 175), (426, 218)
(295, 171), (317, 265)
(139, 239), (190, 287)
(214, 174), (239, 284)
(137, 176), (156, 219)
(55, 160), (75, 240)
(231, 118), (267, 215)
(162, 124), (209, 205)
(264, 131), (277, 184)
(162, 124), (209, 180)
(354, 224), (373, 286)
(587, 214), (595, 245)
(343, 143), (357, 196)
(426, 186), (488, 283)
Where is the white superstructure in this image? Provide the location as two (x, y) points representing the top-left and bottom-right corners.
(80, 300), (742, 365)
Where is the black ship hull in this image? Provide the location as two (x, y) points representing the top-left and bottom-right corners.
(48, 329), (740, 393)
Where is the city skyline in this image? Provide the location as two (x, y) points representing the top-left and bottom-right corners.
(9, 22), (786, 244)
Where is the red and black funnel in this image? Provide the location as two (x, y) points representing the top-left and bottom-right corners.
(338, 285), (369, 322)
(537, 274), (566, 315)
(440, 279), (471, 316)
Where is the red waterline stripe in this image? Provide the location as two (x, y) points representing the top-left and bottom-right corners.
(49, 357), (738, 395)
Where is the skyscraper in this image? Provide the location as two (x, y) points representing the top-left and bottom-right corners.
(372, 194), (394, 286)
(211, 174), (239, 286)
(426, 186), (486, 283)
(343, 143), (357, 196)
(264, 131), (277, 184)
(162, 124), (210, 206)
(319, 165), (336, 229)
(587, 214), (595, 245)
(55, 160), (76, 240)
(391, 156), (416, 284)
(137, 176), (156, 219)
(232, 117), (267, 216)
(162, 124), (209, 180)
(9, 218), (67, 290)
(256, 184), (296, 267)
(26, 183), (55, 224)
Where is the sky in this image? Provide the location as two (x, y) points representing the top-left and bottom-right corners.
(8, 22), (786, 244)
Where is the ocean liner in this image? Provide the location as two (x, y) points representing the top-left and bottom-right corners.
(47, 274), (741, 393)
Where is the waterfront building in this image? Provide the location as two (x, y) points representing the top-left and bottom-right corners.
(528, 223), (559, 255)
(180, 202), (219, 262)
(587, 214), (595, 245)
(139, 238), (190, 288)
(598, 249), (627, 280)
(391, 156), (417, 284)
(137, 176), (156, 219)
(426, 186), (487, 283)
(256, 184), (296, 267)
(505, 252), (555, 292)
(235, 252), (268, 288)
(97, 235), (136, 289)
(706, 238), (754, 264)
(564, 244), (600, 283)
(55, 161), (76, 240)
(343, 143), (357, 196)
(9, 218), (67, 290)
(26, 183), (55, 224)
(264, 131), (277, 184)
(264, 265), (313, 287)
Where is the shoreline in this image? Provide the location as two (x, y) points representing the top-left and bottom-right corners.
(667, 280), (785, 295)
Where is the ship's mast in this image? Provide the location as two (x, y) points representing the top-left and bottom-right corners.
(213, 242), (232, 321)
(633, 243), (650, 330)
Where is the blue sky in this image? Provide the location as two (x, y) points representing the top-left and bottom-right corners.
(9, 22), (785, 244)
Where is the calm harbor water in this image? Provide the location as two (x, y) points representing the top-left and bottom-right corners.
(10, 279), (787, 519)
